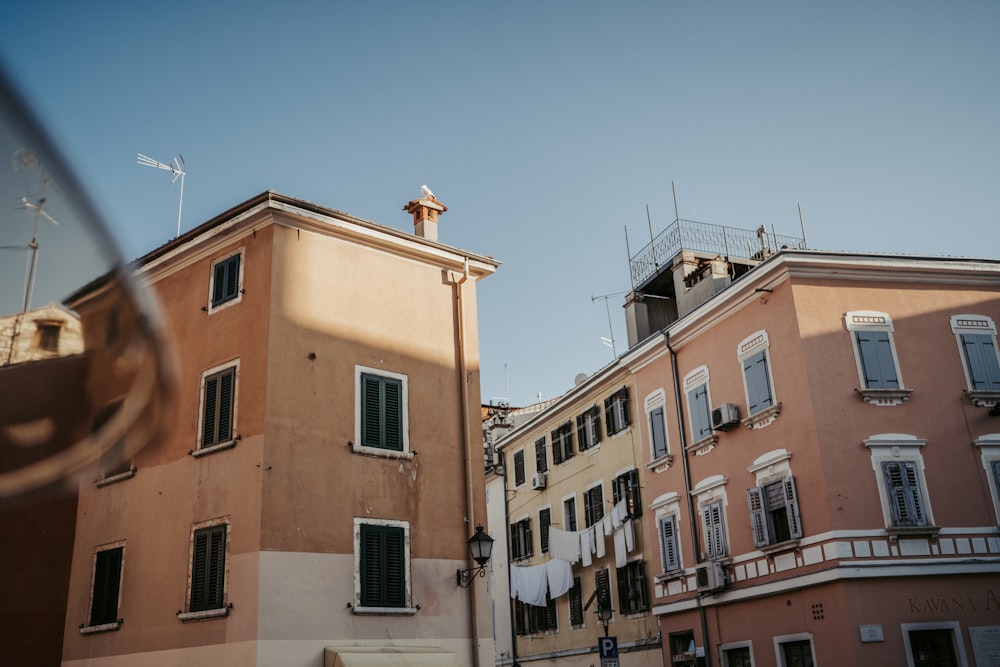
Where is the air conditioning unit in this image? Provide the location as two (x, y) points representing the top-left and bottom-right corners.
(711, 403), (740, 431)
(531, 472), (548, 490)
(695, 561), (726, 593)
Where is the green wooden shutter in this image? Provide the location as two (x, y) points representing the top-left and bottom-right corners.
(595, 568), (612, 613)
(540, 508), (551, 553)
(90, 547), (123, 626)
(190, 524), (226, 611)
(202, 375), (218, 447)
(360, 524), (406, 607)
(216, 368), (234, 442)
(361, 374), (403, 451)
(535, 437), (548, 473)
(569, 576), (583, 625)
(212, 261), (227, 305)
(551, 428), (563, 465)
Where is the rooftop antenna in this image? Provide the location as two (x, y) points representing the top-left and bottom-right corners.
(797, 202), (808, 248)
(137, 152), (186, 237)
(592, 291), (628, 359)
(4, 148), (61, 364)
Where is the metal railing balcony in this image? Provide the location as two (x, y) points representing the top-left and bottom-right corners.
(629, 219), (806, 288)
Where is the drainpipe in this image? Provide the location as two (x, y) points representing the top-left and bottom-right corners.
(455, 257), (483, 667)
(666, 332), (712, 667)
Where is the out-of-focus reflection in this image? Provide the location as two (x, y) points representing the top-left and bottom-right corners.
(0, 71), (173, 502)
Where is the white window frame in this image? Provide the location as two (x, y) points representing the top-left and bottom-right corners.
(645, 388), (671, 464)
(773, 633), (816, 667)
(353, 365), (411, 459)
(563, 494), (578, 532)
(846, 310), (911, 405)
(974, 433), (1000, 524)
(207, 247), (245, 314)
(693, 475), (729, 560)
(747, 450), (803, 549)
(865, 434), (937, 535)
(195, 359), (240, 456)
(720, 640), (755, 667)
(901, 621), (969, 667)
(738, 330), (779, 429)
(179, 517), (231, 622)
(81, 540), (126, 634)
(684, 366), (716, 448)
(352, 517), (415, 615)
(651, 492), (683, 576)
(951, 314), (1000, 406)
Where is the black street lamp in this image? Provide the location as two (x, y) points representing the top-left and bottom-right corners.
(456, 525), (494, 587)
(596, 596), (614, 637)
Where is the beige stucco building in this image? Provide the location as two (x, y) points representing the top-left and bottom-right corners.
(60, 191), (500, 666)
(491, 365), (665, 666)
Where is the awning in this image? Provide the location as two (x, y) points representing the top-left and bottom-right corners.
(324, 646), (459, 667)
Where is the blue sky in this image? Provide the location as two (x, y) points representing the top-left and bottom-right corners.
(2, 2), (998, 406)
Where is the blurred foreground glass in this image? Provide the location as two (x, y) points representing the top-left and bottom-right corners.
(0, 69), (173, 502)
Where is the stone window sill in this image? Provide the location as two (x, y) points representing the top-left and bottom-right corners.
(95, 468), (136, 487)
(743, 404), (781, 431)
(761, 539), (801, 556)
(647, 454), (674, 473)
(350, 605), (418, 616)
(177, 606), (230, 622)
(190, 439), (238, 458)
(887, 525), (941, 541)
(686, 435), (718, 457)
(857, 388), (913, 406)
(80, 620), (121, 635)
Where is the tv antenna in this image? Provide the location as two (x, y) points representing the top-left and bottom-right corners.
(3, 149), (61, 363)
(591, 290), (627, 359)
(137, 152), (186, 237)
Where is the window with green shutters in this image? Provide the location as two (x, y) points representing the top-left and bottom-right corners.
(89, 546), (123, 626)
(584, 484), (604, 528)
(361, 373), (403, 451)
(211, 253), (241, 307)
(855, 330), (900, 389)
(568, 576), (584, 626)
(551, 422), (574, 464)
(359, 523), (406, 608)
(576, 406), (602, 451)
(201, 366), (236, 449)
(190, 524), (227, 612)
(604, 387), (630, 435)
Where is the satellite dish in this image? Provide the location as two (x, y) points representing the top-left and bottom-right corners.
(574, 373), (588, 386)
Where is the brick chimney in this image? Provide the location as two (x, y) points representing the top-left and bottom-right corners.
(403, 193), (447, 242)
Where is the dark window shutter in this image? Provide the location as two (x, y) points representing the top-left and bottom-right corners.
(856, 331), (899, 389)
(224, 255), (240, 300)
(962, 334), (1000, 390)
(90, 547), (123, 626)
(551, 428), (563, 465)
(585, 485), (604, 527)
(540, 508), (551, 553)
(202, 375), (218, 447)
(216, 368), (234, 442)
(595, 568), (612, 614)
(212, 261), (227, 305)
(190, 524), (226, 612)
(650, 406), (668, 459)
(514, 451), (525, 486)
(361, 374), (403, 451)
(569, 576), (583, 625)
(535, 437), (548, 473)
(360, 524), (406, 607)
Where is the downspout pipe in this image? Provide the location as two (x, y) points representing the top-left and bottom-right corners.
(666, 332), (712, 667)
(455, 257), (483, 667)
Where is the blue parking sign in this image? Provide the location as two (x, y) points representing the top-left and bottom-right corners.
(599, 636), (618, 658)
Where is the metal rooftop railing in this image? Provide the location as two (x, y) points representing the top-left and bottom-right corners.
(629, 218), (806, 288)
